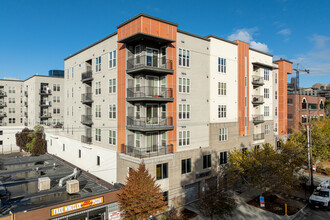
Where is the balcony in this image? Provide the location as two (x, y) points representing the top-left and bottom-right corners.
(127, 117), (174, 132)
(127, 86), (174, 102)
(39, 89), (51, 96)
(121, 144), (173, 159)
(81, 93), (93, 104)
(0, 91), (7, 97)
(0, 113), (6, 118)
(24, 101), (28, 107)
(81, 115), (93, 126)
(24, 91), (28, 97)
(81, 71), (93, 83)
(39, 113), (51, 119)
(253, 115), (264, 124)
(40, 101), (51, 107)
(81, 135), (92, 144)
(253, 133), (265, 141)
(252, 95), (264, 105)
(24, 112), (28, 117)
(252, 75), (264, 87)
(0, 122), (7, 126)
(126, 55), (173, 75)
(0, 102), (7, 108)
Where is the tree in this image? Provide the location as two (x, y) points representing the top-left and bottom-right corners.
(118, 162), (167, 220)
(15, 125), (46, 156)
(15, 128), (33, 152)
(196, 177), (237, 220)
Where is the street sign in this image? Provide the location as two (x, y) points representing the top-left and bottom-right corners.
(312, 165), (316, 171)
(260, 196), (265, 207)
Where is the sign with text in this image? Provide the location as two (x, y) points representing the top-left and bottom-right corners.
(260, 196), (265, 207)
(51, 197), (104, 216)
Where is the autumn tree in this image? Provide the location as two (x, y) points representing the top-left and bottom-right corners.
(118, 162), (167, 219)
(16, 125), (46, 156)
(15, 128), (33, 152)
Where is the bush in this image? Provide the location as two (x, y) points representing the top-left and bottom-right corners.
(324, 168), (330, 176)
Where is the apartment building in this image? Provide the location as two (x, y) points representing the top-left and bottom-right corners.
(0, 75), (64, 152)
(45, 14), (292, 205)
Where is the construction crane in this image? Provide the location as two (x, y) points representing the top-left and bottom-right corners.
(293, 63), (310, 91)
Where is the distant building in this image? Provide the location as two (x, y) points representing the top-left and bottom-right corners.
(49, 69), (64, 77)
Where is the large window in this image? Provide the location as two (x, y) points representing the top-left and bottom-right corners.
(302, 98), (307, 109)
(109, 50), (117, 68)
(320, 100), (324, 109)
(96, 105), (101, 118)
(302, 115), (307, 123)
(219, 128), (228, 141)
(203, 154), (212, 169)
(181, 158), (191, 174)
(218, 57), (227, 73)
(179, 48), (190, 67)
(156, 163), (168, 180)
(109, 79), (116, 93)
(264, 106), (270, 116)
(53, 84), (60, 91)
(218, 105), (227, 118)
(109, 130), (116, 145)
(264, 69), (269, 81)
(95, 129), (101, 142)
(179, 104), (190, 120)
(220, 151), (228, 165)
(218, 82), (227, 95)
(264, 88), (269, 99)
(179, 131), (190, 146)
(96, 82), (101, 95)
(109, 104), (116, 119)
(265, 124), (270, 135)
(96, 56), (101, 72)
(178, 77), (190, 93)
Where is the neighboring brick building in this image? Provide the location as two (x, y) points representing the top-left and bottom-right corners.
(287, 93), (325, 132)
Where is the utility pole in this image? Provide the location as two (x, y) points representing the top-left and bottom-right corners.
(307, 110), (314, 187)
(293, 64), (310, 92)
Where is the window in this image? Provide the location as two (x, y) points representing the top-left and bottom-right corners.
(95, 105), (101, 118)
(220, 151), (228, 165)
(109, 130), (116, 145)
(181, 158), (191, 174)
(179, 131), (190, 146)
(66, 69), (69, 79)
(320, 100), (324, 109)
(264, 88), (269, 99)
(163, 191), (168, 202)
(95, 129), (101, 141)
(156, 163), (168, 180)
(218, 105), (227, 118)
(9, 86), (15, 93)
(9, 98), (15, 103)
(203, 154), (212, 169)
(9, 118), (16, 124)
(264, 69), (269, 81)
(53, 108), (60, 114)
(109, 104), (116, 119)
(135, 133), (140, 148)
(96, 82), (101, 95)
(96, 56), (101, 72)
(135, 105), (141, 119)
(179, 104), (190, 120)
(264, 106), (270, 117)
(109, 50), (117, 68)
(275, 107), (277, 116)
(218, 57), (227, 73)
(275, 73), (277, 84)
(178, 48), (190, 67)
(97, 156), (100, 166)
(275, 91), (277, 100)
(53, 84), (60, 91)
(302, 115), (307, 123)
(218, 82), (227, 95)
(274, 123), (278, 132)
(53, 96), (60, 103)
(0, 131), (3, 135)
(178, 77), (190, 93)
(265, 124), (270, 135)
(219, 128), (228, 141)
(72, 67), (74, 78)
(9, 108), (15, 113)
(109, 79), (116, 93)
(63, 144), (65, 151)
(78, 149), (81, 158)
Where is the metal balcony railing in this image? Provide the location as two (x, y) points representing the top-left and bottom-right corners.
(81, 115), (93, 126)
(81, 135), (92, 144)
(0, 113), (6, 118)
(252, 95), (264, 105)
(126, 55), (173, 72)
(252, 75), (264, 86)
(39, 89), (52, 95)
(252, 115), (264, 124)
(127, 116), (174, 131)
(127, 86), (173, 101)
(253, 133), (265, 140)
(0, 91), (7, 97)
(121, 144), (173, 159)
(0, 102), (7, 108)
(81, 71), (93, 82)
(0, 122), (7, 126)
(81, 93), (93, 104)
(39, 113), (52, 118)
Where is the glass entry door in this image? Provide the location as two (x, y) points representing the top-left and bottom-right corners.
(147, 133), (158, 152)
(146, 105), (158, 125)
(146, 49), (158, 67)
(146, 76), (159, 96)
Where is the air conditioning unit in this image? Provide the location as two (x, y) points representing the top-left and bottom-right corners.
(45, 101), (50, 105)
(38, 177), (51, 191)
(66, 179), (79, 194)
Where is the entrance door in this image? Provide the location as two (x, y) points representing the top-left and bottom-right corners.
(146, 105), (158, 125)
(146, 48), (158, 67)
(146, 133), (158, 152)
(185, 182), (200, 203)
(146, 76), (159, 96)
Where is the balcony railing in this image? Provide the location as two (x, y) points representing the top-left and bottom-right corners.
(24, 101), (28, 107)
(127, 86), (173, 102)
(81, 93), (93, 104)
(39, 113), (52, 119)
(252, 95), (264, 105)
(0, 91), (7, 97)
(40, 101), (51, 107)
(24, 112), (28, 117)
(81, 135), (92, 144)
(24, 91), (28, 96)
(81, 115), (93, 126)
(253, 115), (264, 124)
(0, 122), (7, 126)
(252, 75), (264, 86)
(126, 55), (173, 74)
(81, 71), (93, 83)
(0, 113), (6, 118)
(253, 133), (265, 140)
(39, 89), (52, 95)
(0, 102), (7, 108)
(121, 144), (173, 159)
(127, 116), (174, 131)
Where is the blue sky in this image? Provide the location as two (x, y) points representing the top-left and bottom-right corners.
(0, 0), (329, 87)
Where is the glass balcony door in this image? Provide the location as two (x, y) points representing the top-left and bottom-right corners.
(146, 104), (158, 125)
(146, 76), (159, 97)
(146, 132), (158, 152)
(146, 48), (159, 67)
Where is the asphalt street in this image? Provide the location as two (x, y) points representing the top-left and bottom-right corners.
(296, 206), (330, 220)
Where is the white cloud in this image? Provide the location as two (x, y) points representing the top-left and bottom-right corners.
(228, 28), (269, 53)
(277, 28), (291, 36)
(310, 34), (330, 49)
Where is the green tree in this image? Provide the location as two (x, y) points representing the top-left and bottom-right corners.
(16, 125), (46, 156)
(118, 162), (167, 220)
(15, 128), (33, 152)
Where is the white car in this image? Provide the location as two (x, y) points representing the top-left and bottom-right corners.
(309, 179), (330, 210)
